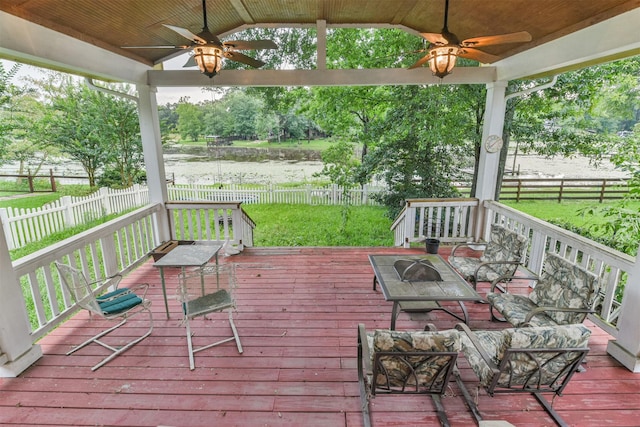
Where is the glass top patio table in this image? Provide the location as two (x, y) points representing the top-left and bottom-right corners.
(368, 254), (482, 329)
(153, 243), (222, 319)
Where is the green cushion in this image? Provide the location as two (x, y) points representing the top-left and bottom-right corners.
(98, 288), (142, 314)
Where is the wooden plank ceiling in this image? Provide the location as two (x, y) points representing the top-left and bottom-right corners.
(0, 0), (638, 68)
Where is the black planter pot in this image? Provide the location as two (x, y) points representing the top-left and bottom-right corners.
(425, 238), (440, 254)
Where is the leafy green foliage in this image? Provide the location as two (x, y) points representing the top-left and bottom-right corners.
(176, 100), (204, 141)
(362, 85), (471, 217)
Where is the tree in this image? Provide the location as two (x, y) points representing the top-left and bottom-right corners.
(0, 62), (24, 164)
(95, 84), (143, 187)
(176, 99), (204, 141)
(32, 75), (142, 187)
(362, 85), (471, 217)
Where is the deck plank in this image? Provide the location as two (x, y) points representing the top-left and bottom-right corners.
(0, 246), (637, 426)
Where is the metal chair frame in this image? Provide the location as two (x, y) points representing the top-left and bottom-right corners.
(178, 265), (242, 370)
(55, 262), (153, 371)
(357, 324), (458, 427)
(455, 323), (589, 427)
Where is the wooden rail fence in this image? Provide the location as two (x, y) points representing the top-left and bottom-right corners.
(499, 178), (629, 202)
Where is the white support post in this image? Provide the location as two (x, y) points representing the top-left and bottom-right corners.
(607, 247), (640, 371)
(137, 84), (170, 243)
(474, 81), (508, 239)
(403, 205), (417, 249)
(0, 216), (42, 377)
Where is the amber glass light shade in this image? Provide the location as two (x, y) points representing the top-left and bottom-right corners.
(428, 45), (459, 78)
(193, 45), (223, 78)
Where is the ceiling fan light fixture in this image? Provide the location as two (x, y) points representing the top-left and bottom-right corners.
(193, 45), (223, 78)
(428, 45), (459, 78)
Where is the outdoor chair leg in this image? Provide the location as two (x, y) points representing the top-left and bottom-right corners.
(431, 394), (451, 427)
(454, 370), (482, 425)
(533, 392), (569, 427)
(68, 309), (154, 371)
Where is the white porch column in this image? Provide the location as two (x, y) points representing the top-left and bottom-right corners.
(137, 83), (171, 242)
(474, 81), (508, 240)
(607, 248), (640, 371)
(0, 219), (42, 377)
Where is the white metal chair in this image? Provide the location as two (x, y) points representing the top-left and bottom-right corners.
(178, 264), (242, 370)
(55, 262), (153, 371)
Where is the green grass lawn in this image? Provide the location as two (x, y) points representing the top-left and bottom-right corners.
(501, 199), (640, 231)
(243, 204), (393, 247)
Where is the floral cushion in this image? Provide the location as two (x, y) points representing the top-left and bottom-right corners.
(486, 292), (557, 327)
(460, 324), (591, 389)
(529, 253), (599, 325)
(369, 329), (459, 391)
(449, 224), (528, 282)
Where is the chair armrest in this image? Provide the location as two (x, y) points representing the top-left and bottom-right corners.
(88, 273), (123, 289)
(489, 270), (540, 293)
(523, 306), (596, 325)
(358, 324), (372, 376)
(473, 260), (523, 279)
(128, 282), (150, 299)
(455, 323), (500, 372)
(450, 242), (487, 258)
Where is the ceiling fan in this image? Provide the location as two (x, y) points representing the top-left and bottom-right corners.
(123, 0), (277, 78)
(409, 0), (532, 78)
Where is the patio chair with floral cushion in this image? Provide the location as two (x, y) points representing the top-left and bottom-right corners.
(357, 323), (460, 427)
(448, 224), (531, 291)
(454, 322), (591, 426)
(486, 252), (599, 327)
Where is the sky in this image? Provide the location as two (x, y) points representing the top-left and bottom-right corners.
(1, 56), (212, 105)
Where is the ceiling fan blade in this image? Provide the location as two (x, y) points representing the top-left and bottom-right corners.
(163, 24), (206, 44)
(223, 51), (265, 68)
(223, 39), (277, 50)
(122, 45), (189, 49)
(408, 54), (431, 70)
(461, 31), (532, 48)
(459, 48), (500, 64)
(420, 32), (449, 45)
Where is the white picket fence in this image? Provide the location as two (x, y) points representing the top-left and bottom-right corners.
(1, 183), (383, 250)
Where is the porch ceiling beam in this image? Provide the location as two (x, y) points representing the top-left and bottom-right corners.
(496, 7), (640, 81)
(148, 66), (496, 87)
(0, 11), (150, 84)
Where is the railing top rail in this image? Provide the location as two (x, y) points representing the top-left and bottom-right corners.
(165, 201), (243, 209)
(406, 197), (479, 207)
(12, 203), (163, 275)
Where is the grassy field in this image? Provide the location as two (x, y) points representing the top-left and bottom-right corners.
(243, 204), (393, 247)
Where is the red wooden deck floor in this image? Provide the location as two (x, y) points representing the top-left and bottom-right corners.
(1, 246), (638, 426)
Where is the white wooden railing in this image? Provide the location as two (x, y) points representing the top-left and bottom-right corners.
(166, 201), (255, 249)
(12, 204), (162, 342)
(10, 200), (255, 343)
(485, 200), (634, 337)
(391, 198), (479, 247)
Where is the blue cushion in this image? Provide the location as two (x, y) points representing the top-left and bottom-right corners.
(98, 288), (142, 314)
